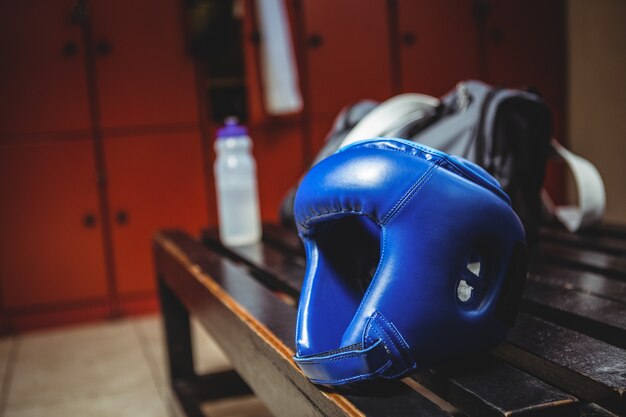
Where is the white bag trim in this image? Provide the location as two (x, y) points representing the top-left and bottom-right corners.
(339, 94), (439, 148)
(542, 138), (606, 232)
(338, 93), (606, 232)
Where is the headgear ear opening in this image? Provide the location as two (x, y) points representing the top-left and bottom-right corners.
(314, 216), (381, 293)
(457, 249), (484, 305)
(296, 215), (382, 357)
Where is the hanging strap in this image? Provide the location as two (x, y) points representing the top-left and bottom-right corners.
(294, 339), (391, 385)
(294, 311), (416, 385)
(542, 138), (606, 232)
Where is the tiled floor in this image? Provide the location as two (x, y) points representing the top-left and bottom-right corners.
(0, 315), (272, 417)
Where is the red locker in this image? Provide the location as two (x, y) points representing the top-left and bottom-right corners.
(0, 0), (91, 135)
(397, 0), (481, 96)
(0, 141), (109, 309)
(104, 131), (208, 296)
(301, 0), (393, 119)
(90, 0), (199, 129)
(484, 0), (566, 200)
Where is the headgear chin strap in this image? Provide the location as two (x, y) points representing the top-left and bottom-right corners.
(293, 138), (527, 386)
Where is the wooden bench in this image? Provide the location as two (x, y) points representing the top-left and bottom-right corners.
(154, 223), (626, 417)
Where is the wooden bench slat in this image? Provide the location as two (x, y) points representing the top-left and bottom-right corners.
(263, 223), (304, 255)
(204, 229), (305, 300)
(579, 403), (621, 417)
(412, 357), (578, 417)
(263, 223), (304, 254)
(156, 231), (455, 417)
(494, 314), (626, 415)
(203, 230), (303, 299)
(529, 262), (626, 305)
(538, 242), (626, 279)
(542, 222), (626, 241)
(522, 279), (626, 349)
(205, 229), (581, 417)
(539, 227), (626, 257)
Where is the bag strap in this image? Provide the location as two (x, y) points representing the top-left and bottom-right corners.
(475, 87), (503, 167)
(542, 138), (606, 232)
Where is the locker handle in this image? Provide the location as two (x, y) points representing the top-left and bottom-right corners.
(307, 34), (324, 48)
(95, 39), (112, 56)
(62, 41), (78, 57)
(401, 32), (416, 46)
(115, 211), (129, 225)
(83, 213), (97, 228)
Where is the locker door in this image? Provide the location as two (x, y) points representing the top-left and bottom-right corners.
(0, 141), (108, 309)
(0, 0), (91, 135)
(90, 0), (198, 129)
(104, 132), (208, 296)
(484, 0), (566, 138)
(484, 0), (566, 200)
(397, 0), (481, 96)
(301, 0), (393, 119)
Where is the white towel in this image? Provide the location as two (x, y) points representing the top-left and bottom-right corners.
(255, 0), (303, 115)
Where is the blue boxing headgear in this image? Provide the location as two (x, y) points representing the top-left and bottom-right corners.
(293, 138), (527, 386)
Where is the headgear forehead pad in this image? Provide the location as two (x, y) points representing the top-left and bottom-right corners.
(293, 138), (527, 386)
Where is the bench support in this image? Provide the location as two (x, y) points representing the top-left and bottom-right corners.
(158, 275), (252, 416)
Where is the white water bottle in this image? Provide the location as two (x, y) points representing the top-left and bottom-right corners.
(214, 117), (262, 246)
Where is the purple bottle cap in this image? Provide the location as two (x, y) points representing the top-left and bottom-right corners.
(217, 116), (248, 139)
